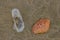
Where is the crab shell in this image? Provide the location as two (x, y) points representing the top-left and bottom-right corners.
(32, 18), (50, 34)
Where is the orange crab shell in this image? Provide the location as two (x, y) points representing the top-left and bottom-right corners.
(32, 18), (50, 34)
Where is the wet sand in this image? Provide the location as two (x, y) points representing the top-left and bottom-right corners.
(0, 0), (60, 40)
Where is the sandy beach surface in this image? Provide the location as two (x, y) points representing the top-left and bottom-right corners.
(0, 0), (60, 40)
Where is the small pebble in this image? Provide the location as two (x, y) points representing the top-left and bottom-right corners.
(32, 18), (50, 34)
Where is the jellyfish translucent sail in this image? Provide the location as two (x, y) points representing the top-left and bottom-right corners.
(12, 8), (24, 32)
